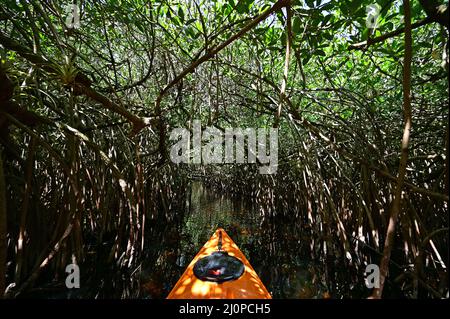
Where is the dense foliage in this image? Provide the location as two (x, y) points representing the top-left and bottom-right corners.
(0, 0), (448, 298)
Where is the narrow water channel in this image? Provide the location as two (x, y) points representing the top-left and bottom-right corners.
(22, 181), (369, 299)
(141, 181), (331, 299)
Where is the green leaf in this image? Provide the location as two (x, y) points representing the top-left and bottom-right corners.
(193, 31), (201, 39)
(236, 0), (252, 14)
(362, 28), (369, 40)
(260, 3), (271, 13)
(178, 7), (185, 23)
(309, 35), (317, 49)
(420, 41), (433, 49)
(224, 3), (233, 15)
(322, 32), (333, 41)
(280, 33), (287, 46)
(135, 21), (144, 32)
(384, 22), (393, 31)
(306, 0), (315, 8)
(292, 16), (302, 34)
(303, 55), (311, 65)
(171, 16), (181, 26)
(195, 20), (203, 32)
(321, 14), (332, 27)
(186, 26), (195, 38)
(185, 18), (196, 25)
(315, 49), (326, 56)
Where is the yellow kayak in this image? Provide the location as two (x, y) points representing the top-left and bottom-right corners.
(167, 228), (271, 299)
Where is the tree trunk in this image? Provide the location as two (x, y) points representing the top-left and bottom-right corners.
(0, 149), (7, 298)
(371, 0), (413, 299)
(275, 4), (292, 128)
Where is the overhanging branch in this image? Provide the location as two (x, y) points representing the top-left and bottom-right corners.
(0, 30), (150, 136)
(349, 17), (432, 50)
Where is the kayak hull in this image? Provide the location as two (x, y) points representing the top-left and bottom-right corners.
(167, 228), (271, 299)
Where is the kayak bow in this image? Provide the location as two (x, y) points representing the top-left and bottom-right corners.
(167, 228), (271, 299)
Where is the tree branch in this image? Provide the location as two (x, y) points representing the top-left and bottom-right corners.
(275, 4), (292, 128)
(349, 17), (431, 50)
(419, 0), (449, 28)
(372, 0), (413, 299)
(154, 0), (291, 111)
(0, 30), (149, 135)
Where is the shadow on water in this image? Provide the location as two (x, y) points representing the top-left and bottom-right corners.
(21, 180), (372, 299)
(140, 181), (332, 299)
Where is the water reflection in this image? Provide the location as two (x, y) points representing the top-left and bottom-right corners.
(17, 181), (384, 299)
(141, 181), (330, 299)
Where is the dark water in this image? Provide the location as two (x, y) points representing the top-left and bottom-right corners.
(22, 180), (370, 299)
(140, 181), (332, 299)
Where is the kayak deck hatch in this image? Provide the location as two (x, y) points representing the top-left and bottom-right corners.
(167, 228), (271, 299)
